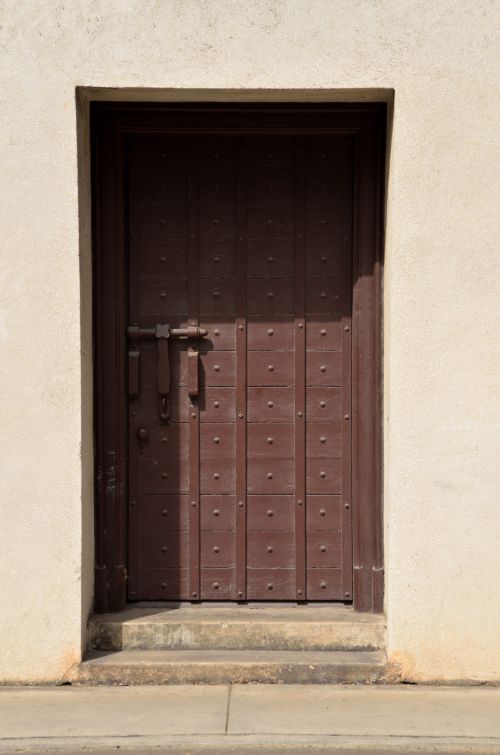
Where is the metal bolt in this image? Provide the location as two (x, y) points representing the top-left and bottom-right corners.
(213, 509), (220, 516)
(192, 591), (198, 598)
(267, 437), (274, 444)
(267, 546), (273, 553)
(320, 545), (326, 552)
(320, 329), (327, 336)
(298, 322), (304, 328)
(297, 499), (303, 506)
(192, 412), (197, 418)
(297, 410), (303, 417)
(320, 401), (326, 408)
(213, 473), (220, 480)
(345, 592), (351, 598)
(344, 502), (350, 509)
(214, 401), (220, 408)
(267, 472), (273, 479)
(161, 437), (168, 444)
(160, 256), (166, 263)
(214, 329), (220, 336)
(214, 437), (220, 444)
(267, 510), (274, 517)
(268, 365), (274, 372)
(191, 501), (197, 507)
(161, 582), (167, 589)
(267, 401), (274, 408)
(320, 471), (326, 479)
(344, 414), (350, 420)
(320, 365), (326, 373)
(267, 291), (274, 298)
(320, 582), (327, 590)
(238, 501), (244, 507)
(267, 328), (274, 335)
(238, 413), (244, 419)
(213, 546), (220, 553)
(320, 509), (326, 516)
(161, 472), (168, 479)
(213, 582), (220, 590)
(267, 583), (273, 590)
(160, 292), (167, 299)
(161, 545), (167, 553)
(213, 365), (220, 372)
(344, 325), (350, 332)
(238, 324), (244, 330)
(320, 436), (326, 443)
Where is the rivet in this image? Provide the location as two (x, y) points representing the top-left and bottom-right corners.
(298, 322), (304, 328)
(192, 412), (197, 418)
(320, 256), (328, 263)
(212, 218), (220, 225)
(344, 325), (350, 332)
(267, 291), (274, 298)
(320, 545), (326, 552)
(191, 501), (197, 507)
(161, 472), (168, 479)
(160, 292), (167, 299)
(214, 401), (220, 408)
(267, 218), (273, 225)
(297, 410), (303, 417)
(162, 509), (168, 516)
(344, 414), (350, 420)
(267, 401), (274, 408)
(320, 471), (326, 479)
(130, 590), (136, 596)
(213, 582), (220, 590)
(345, 592), (351, 598)
(161, 437), (168, 443)
(320, 401), (326, 408)
(267, 510), (274, 517)
(214, 509), (220, 516)
(213, 255), (221, 263)
(131, 500), (136, 507)
(238, 413), (244, 419)
(297, 233), (303, 239)
(297, 499), (303, 506)
(320, 582), (327, 590)
(213, 546), (220, 553)
(320, 329), (327, 336)
(320, 218), (327, 226)
(238, 501), (244, 507)
(344, 502), (350, 509)
(214, 328), (220, 336)
(320, 292), (327, 299)
(213, 437), (220, 444)
(267, 546), (273, 553)
(161, 582), (167, 589)
(160, 219), (166, 226)
(238, 324), (244, 330)
(297, 589), (303, 596)
(320, 365), (326, 372)
(237, 591), (243, 598)
(320, 436), (326, 443)
(192, 591), (198, 598)
(161, 545), (167, 553)
(267, 437), (274, 444)
(320, 509), (326, 516)
(131, 412), (136, 417)
(213, 290), (220, 298)
(160, 256), (167, 263)
(268, 365), (274, 372)
(213, 473), (220, 480)
(213, 364), (220, 372)
(267, 256), (275, 263)
(214, 152), (219, 159)
(267, 583), (273, 590)
(267, 472), (273, 479)
(267, 328), (274, 335)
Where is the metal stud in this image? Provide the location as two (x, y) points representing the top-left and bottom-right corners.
(297, 589), (303, 596)
(320, 365), (326, 372)
(267, 218), (273, 225)
(161, 582), (167, 589)
(192, 412), (197, 418)
(161, 546), (167, 553)
(213, 437), (220, 444)
(320, 292), (327, 299)
(213, 255), (221, 263)
(160, 292), (167, 299)
(161, 437), (168, 444)
(267, 510), (274, 517)
(320, 256), (328, 263)
(344, 414), (350, 420)
(320, 545), (326, 552)
(191, 501), (197, 507)
(267, 256), (275, 263)
(297, 499), (303, 506)
(320, 509), (326, 516)
(320, 471), (326, 479)
(238, 324), (244, 330)
(267, 472), (273, 479)
(238, 501), (244, 507)
(213, 546), (220, 553)
(267, 583), (273, 590)
(344, 325), (350, 332)
(192, 591), (198, 598)
(320, 329), (327, 336)
(162, 509), (168, 516)
(213, 473), (220, 480)
(320, 401), (326, 408)
(267, 328), (274, 335)
(298, 322), (304, 328)
(214, 328), (220, 336)
(320, 582), (327, 590)
(213, 290), (220, 298)
(213, 582), (220, 589)
(345, 592), (351, 598)
(267, 546), (273, 553)
(213, 401), (220, 408)
(213, 365), (220, 372)
(297, 410), (303, 417)
(344, 502), (350, 509)
(267, 291), (274, 298)
(267, 401), (274, 407)
(238, 413), (244, 419)
(131, 500), (136, 507)
(267, 437), (274, 444)
(213, 509), (220, 516)
(237, 591), (243, 598)
(268, 365), (274, 372)
(161, 472), (168, 479)
(160, 256), (167, 263)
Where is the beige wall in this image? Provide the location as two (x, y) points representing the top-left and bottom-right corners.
(0, 0), (499, 683)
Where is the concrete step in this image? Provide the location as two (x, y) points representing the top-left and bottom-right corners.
(89, 605), (385, 652)
(75, 649), (397, 685)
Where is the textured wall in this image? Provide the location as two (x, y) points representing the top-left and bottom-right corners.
(0, 0), (498, 682)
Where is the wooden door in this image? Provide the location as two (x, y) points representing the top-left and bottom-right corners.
(127, 133), (353, 601)
(92, 104), (384, 613)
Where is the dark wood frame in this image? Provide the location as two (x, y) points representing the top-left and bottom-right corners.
(91, 102), (385, 613)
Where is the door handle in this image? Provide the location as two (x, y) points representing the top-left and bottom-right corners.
(127, 324), (208, 422)
(187, 348), (199, 398)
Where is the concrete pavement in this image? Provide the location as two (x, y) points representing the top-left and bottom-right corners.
(0, 684), (499, 753)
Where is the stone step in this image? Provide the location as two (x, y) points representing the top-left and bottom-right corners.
(89, 605), (385, 652)
(75, 649), (396, 685)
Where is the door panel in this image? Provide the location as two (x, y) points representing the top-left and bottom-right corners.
(127, 133), (353, 601)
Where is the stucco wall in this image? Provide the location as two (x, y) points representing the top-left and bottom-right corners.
(0, 0), (498, 683)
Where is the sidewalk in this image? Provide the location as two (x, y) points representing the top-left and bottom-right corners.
(0, 684), (499, 753)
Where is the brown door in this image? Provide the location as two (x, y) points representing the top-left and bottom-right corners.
(126, 133), (353, 601)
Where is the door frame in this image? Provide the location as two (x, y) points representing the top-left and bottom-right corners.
(91, 102), (385, 613)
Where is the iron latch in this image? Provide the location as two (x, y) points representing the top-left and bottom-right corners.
(127, 324), (208, 422)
